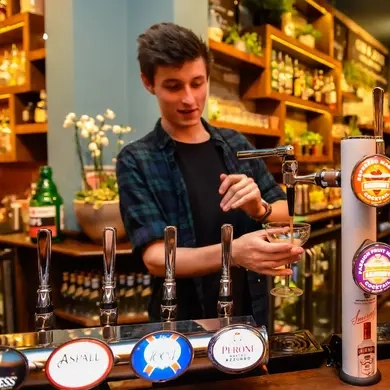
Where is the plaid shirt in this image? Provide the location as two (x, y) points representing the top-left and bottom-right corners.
(116, 118), (287, 326)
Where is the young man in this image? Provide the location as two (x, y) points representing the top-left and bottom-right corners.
(117, 23), (303, 326)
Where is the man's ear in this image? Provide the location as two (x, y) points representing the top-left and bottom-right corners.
(141, 73), (155, 95)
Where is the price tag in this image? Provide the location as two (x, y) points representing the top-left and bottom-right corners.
(130, 331), (193, 382)
(45, 338), (114, 390)
(0, 346), (29, 389)
(208, 324), (267, 374)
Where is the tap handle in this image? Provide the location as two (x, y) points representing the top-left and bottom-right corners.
(103, 227), (117, 285)
(237, 145), (295, 160)
(373, 87), (385, 154)
(164, 226), (177, 280)
(221, 224), (233, 277)
(37, 228), (51, 288)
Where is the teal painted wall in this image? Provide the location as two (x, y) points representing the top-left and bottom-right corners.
(46, 0), (208, 231)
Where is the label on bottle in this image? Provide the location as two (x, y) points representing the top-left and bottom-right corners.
(207, 324), (266, 374)
(351, 154), (390, 207)
(60, 204), (65, 230)
(352, 241), (390, 294)
(358, 344), (375, 377)
(45, 338), (114, 390)
(29, 206), (57, 238)
(0, 346), (29, 389)
(130, 331), (193, 382)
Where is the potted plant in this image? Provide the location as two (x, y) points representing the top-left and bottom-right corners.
(241, 31), (263, 56)
(241, 0), (295, 27)
(63, 109), (133, 244)
(224, 24), (246, 52)
(311, 132), (324, 156)
(295, 24), (322, 49)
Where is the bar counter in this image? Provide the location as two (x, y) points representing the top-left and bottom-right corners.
(110, 360), (390, 390)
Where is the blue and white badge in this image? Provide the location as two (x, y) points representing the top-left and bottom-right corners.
(130, 331), (193, 382)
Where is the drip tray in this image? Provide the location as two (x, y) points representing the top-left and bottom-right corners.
(267, 330), (325, 374)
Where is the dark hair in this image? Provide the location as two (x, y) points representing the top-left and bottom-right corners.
(137, 23), (211, 84)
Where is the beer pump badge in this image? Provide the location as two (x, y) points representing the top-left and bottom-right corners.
(130, 331), (194, 382)
(353, 241), (390, 295)
(208, 324), (267, 374)
(0, 346), (29, 389)
(351, 154), (390, 207)
(45, 338), (114, 390)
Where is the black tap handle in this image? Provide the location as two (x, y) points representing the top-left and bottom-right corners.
(37, 229), (51, 288)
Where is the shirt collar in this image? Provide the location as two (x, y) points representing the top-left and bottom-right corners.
(155, 118), (225, 151)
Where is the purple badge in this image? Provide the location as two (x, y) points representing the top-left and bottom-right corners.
(353, 241), (390, 295)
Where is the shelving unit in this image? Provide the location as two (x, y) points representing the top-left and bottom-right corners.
(0, 8), (46, 163)
(209, 119), (281, 137)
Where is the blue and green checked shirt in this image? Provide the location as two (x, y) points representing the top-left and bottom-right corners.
(116, 118), (287, 326)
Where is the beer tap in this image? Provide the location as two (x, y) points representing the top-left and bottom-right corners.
(373, 86), (385, 154)
(161, 226), (177, 323)
(217, 224), (233, 319)
(100, 227), (118, 327)
(237, 146), (341, 216)
(35, 228), (54, 332)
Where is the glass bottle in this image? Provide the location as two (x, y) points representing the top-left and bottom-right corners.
(22, 102), (35, 123)
(28, 166), (64, 243)
(34, 89), (47, 123)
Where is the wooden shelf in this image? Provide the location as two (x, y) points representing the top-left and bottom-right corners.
(0, 12), (24, 45)
(265, 24), (341, 70)
(28, 47), (45, 61)
(55, 309), (149, 327)
(0, 93), (10, 102)
(209, 120), (281, 137)
(0, 233), (132, 257)
(15, 122), (47, 134)
(341, 91), (363, 103)
(208, 39), (265, 68)
(0, 85), (31, 95)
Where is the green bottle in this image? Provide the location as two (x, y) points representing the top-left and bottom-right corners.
(29, 166), (64, 243)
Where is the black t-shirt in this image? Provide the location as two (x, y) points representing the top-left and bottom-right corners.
(174, 139), (252, 319)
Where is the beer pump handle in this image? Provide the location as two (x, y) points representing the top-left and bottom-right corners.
(373, 87), (385, 154)
(100, 227), (118, 327)
(217, 224), (233, 318)
(35, 228), (54, 331)
(161, 226), (177, 322)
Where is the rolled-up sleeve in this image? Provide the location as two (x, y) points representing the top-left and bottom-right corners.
(116, 148), (166, 253)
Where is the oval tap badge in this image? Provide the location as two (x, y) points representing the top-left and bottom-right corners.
(208, 324), (267, 374)
(130, 331), (193, 382)
(0, 346), (29, 389)
(351, 154), (390, 207)
(45, 338), (114, 390)
(353, 241), (390, 295)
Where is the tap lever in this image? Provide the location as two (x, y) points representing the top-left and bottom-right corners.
(237, 145), (295, 160)
(217, 224), (233, 318)
(100, 227), (118, 327)
(35, 228), (54, 331)
(373, 87), (385, 154)
(161, 226), (177, 322)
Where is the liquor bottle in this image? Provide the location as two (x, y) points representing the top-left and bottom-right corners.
(73, 273), (84, 313)
(59, 272), (69, 308)
(135, 273), (144, 313)
(271, 50), (279, 91)
(140, 274), (152, 315)
(277, 52), (285, 94)
(118, 274), (126, 311)
(87, 277), (101, 317)
(315, 70), (324, 103)
(284, 55), (293, 95)
(8, 44), (19, 86)
(358, 322), (376, 377)
(0, 0), (6, 22)
(34, 89), (47, 123)
(293, 59), (301, 98)
(22, 102), (35, 123)
(328, 76), (337, 110)
(28, 166), (64, 243)
(79, 275), (91, 315)
(123, 274), (136, 315)
(65, 273), (77, 311)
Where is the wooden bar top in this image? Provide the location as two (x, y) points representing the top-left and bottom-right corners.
(0, 232), (132, 257)
(110, 360), (390, 389)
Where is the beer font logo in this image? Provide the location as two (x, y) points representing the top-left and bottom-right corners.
(353, 242), (390, 294)
(130, 331), (193, 382)
(351, 154), (390, 207)
(208, 325), (266, 374)
(0, 347), (29, 389)
(45, 338), (114, 390)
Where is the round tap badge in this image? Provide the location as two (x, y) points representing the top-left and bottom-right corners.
(353, 242), (390, 294)
(45, 338), (114, 390)
(0, 346), (29, 389)
(208, 324), (267, 374)
(130, 331), (193, 382)
(351, 154), (390, 207)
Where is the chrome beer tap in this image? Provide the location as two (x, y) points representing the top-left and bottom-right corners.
(217, 224), (233, 318)
(161, 226), (177, 322)
(100, 227), (118, 327)
(237, 145), (341, 216)
(35, 228), (54, 332)
(373, 86), (385, 154)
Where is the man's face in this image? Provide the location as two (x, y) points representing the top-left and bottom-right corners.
(142, 57), (208, 130)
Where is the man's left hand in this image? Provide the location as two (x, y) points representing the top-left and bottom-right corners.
(219, 173), (265, 219)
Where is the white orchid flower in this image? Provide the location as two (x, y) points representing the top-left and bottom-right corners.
(88, 142), (98, 151)
(104, 109), (116, 120)
(96, 114), (104, 122)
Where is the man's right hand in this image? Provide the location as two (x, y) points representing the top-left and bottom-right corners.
(232, 230), (304, 276)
